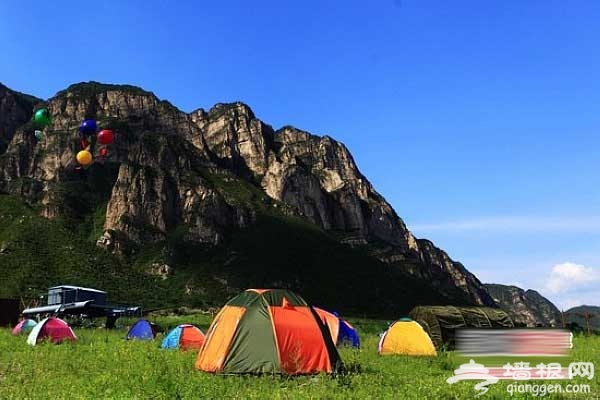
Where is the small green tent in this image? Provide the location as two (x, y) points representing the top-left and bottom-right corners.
(409, 305), (514, 350)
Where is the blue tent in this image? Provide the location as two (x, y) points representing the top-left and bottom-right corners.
(338, 319), (360, 348)
(314, 308), (360, 348)
(126, 319), (159, 340)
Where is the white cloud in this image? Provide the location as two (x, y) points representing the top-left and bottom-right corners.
(545, 262), (599, 294)
(410, 216), (600, 233)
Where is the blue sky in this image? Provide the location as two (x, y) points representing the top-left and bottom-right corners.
(1, 1), (598, 309)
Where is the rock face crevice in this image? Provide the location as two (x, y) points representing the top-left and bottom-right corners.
(1, 81), (506, 310)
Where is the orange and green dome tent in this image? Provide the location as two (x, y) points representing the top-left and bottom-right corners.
(196, 289), (342, 374)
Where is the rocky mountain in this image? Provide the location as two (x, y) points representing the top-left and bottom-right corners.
(0, 83), (41, 154)
(0, 81), (497, 315)
(485, 284), (563, 327)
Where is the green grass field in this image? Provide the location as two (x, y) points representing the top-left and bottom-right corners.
(1, 315), (598, 399)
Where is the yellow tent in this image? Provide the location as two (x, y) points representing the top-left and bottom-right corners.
(378, 318), (437, 356)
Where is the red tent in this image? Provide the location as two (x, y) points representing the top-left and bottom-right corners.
(27, 317), (76, 345)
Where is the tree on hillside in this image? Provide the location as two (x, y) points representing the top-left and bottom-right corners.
(576, 311), (596, 336)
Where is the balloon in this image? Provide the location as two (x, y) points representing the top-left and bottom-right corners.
(97, 129), (114, 145)
(34, 130), (43, 140)
(79, 119), (97, 134)
(76, 150), (93, 166)
(34, 108), (51, 126)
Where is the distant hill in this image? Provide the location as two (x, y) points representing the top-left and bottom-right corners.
(485, 283), (562, 327)
(565, 305), (600, 332)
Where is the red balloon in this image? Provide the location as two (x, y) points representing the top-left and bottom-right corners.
(97, 129), (114, 145)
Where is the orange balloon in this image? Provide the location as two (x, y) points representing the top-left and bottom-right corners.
(76, 150), (93, 166)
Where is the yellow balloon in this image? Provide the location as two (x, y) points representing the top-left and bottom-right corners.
(76, 150), (93, 166)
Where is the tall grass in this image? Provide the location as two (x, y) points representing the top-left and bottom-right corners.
(1, 318), (598, 399)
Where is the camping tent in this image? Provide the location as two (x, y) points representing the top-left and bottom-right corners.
(126, 319), (160, 340)
(12, 319), (37, 335)
(409, 306), (514, 350)
(162, 324), (205, 350)
(26, 317), (76, 345)
(196, 289), (341, 374)
(314, 307), (360, 348)
(378, 318), (436, 356)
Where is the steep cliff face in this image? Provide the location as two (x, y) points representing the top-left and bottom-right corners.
(415, 240), (494, 305)
(0, 83), (40, 154)
(485, 284), (562, 327)
(264, 127), (413, 246)
(102, 133), (252, 248)
(187, 104), (413, 248)
(1, 83), (208, 218)
(190, 107), (494, 306)
(190, 103), (273, 178)
(0, 81), (497, 311)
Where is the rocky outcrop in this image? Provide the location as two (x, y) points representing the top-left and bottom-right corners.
(415, 240), (495, 305)
(0, 81), (500, 308)
(485, 284), (562, 327)
(1, 82), (208, 218)
(262, 127), (416, 249)
(0, 83), (40, 154)
(190, 103), (273, 178)
(104, 133), (253, 246)
(192, 115), (493, 306)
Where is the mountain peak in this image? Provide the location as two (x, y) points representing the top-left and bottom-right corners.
(207, 102), (255, 119)
(55, 81), (155, 100)
(485, 283), (561, 327)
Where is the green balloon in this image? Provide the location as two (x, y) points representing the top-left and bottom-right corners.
(34, 108), (51, 126)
